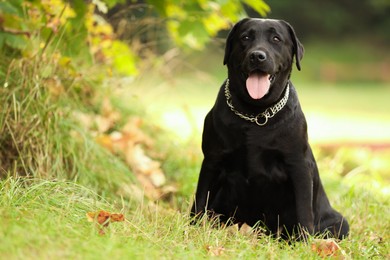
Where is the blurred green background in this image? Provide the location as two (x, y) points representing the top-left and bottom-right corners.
(107, 0), (390, 146)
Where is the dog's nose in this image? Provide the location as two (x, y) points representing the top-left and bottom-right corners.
(250, 51), (267, 63)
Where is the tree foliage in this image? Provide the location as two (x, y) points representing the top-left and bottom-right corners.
(263, 0), (390, 42)
(147, 0), (269, 50)
(0, 0), (138, 75)
(0, 0), (269, 75)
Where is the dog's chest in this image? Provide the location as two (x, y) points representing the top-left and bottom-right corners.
(248, 132), (289, 181)
(224, 126), (290, 182)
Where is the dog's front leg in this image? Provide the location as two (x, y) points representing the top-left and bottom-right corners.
(191, 157), (221, 216)
(191, 110), (224, 218)
(290, 165), (315, 238)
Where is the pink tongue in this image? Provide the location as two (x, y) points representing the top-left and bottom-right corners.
(246, 72), (270, 99)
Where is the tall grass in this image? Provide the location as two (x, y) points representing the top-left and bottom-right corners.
(1, 57), (65, 177)
(0, 47), (136, 197)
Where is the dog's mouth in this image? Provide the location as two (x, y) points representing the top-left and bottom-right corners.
(245, 71), (276, 100)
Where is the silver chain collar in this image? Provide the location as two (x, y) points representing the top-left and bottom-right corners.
(224, 79), (290, 126)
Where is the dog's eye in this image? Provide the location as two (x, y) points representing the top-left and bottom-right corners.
(242, 35), (251, 41)
(273, 36), (281, 42)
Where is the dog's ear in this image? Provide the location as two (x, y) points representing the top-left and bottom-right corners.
(280, 20), (304, 71)
(223, 18), (250, 65)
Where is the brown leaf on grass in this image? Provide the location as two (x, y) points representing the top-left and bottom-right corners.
(100, 118), (153, 153)
(93, 115), (176, 200)
(74, 98), (121, 134)
(205, 245), (225, 256)
(101, 98), (121, 123)
(86, 210), (125, 235)
(225, 223), (254, 237)
(110, 213), (125, 222)
(74, 97), (168, 200)
(239, 223), (253, 236)
(225, 223), (239, 235)
(121, 117), (153, 147)
(95, 134), (114, 151)
(73, 112), (114, 134)
(368, 232), (383, 244)
(126, 144), (166, 187)
(311, 239), (346, 259)
(95, 117), (172, 200)
(87, 210), (110, 226)
(95, 115), (113, 133)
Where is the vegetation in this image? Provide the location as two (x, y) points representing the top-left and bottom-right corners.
(1, 0), (389, 259)
(258, 0), (390, 42)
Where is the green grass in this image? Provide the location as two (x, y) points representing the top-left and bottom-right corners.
(0, 172), (388, 259)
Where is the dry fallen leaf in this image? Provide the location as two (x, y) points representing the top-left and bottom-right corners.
(126, 144), (166, 187)
(86, 210), (125, 235)
(110, 213), (125, 222)
(73, 99), (121, 134)
(95, 115), (113, 133)
(101, 97), (121, 124)
(95, 134), (114, 151)
(121, 117), (153, 147)
(95, 116), (174, 200)
(311, 239), (346, 259)
(205, 245), (225, 256)
(225, 222), (254, 237)
(239, 223), (253, 236)
(225, 223), (239, 235)
(368, 232), (383, 244)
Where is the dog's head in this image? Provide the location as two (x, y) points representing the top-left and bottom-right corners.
(223, 18), (304, 106)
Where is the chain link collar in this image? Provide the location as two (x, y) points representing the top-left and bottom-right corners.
(224, 79), (290, 126)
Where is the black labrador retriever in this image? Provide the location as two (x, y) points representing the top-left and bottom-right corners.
(191, 18), (349, 240)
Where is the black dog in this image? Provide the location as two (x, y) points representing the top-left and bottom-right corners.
(191, 18), (349, 240)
